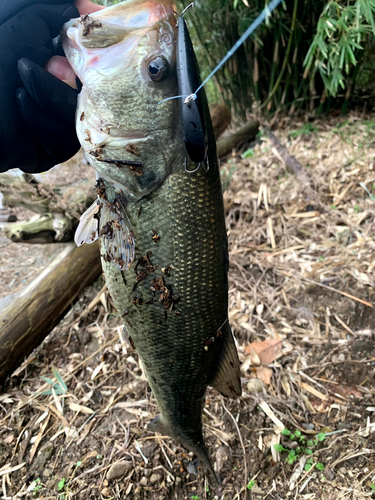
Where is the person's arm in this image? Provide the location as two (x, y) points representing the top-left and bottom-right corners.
(0, 0), (102, 174)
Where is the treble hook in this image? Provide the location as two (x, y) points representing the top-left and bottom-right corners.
(184, 156), (210, 174)
(175, 3), (194, 28)
(184, 157), (201, 174)
(181, 2), (195, 17)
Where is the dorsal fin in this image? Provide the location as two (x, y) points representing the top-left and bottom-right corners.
(210, 322), (242, 398)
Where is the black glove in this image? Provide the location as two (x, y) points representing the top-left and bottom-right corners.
(0, 0), (80, 173)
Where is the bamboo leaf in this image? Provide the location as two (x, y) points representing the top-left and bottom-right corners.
(52, 366), (68, 394)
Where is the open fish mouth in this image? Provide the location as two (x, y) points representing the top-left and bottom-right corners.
(62, 0), (176, 82)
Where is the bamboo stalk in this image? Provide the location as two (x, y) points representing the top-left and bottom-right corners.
(261, 0), (299, 110)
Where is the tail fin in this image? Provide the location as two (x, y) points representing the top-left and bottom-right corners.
(149, 415), (221, 485)
(193, 438), (222, 486)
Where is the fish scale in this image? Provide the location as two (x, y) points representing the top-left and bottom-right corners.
(102, 161), (230, 466)
(102, 161), (227, 387)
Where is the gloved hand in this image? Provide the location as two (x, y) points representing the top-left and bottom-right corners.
(0, 0), (80, 173)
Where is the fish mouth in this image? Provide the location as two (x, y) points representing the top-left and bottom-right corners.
(62, 0), (176, 82)
(62, 0), (176, 45)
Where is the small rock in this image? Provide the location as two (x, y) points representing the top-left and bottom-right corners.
(187, 459), (198, 476)
(251, 485), (265, 495)
(331, 354), (338, 363)
(144, 468), (152, 478)
(43, 469), (52, 478)
(106, 460), (132, 481)
(246, 379), (265, 394)
(141, 444), (157, 458)
(175, 477), (182, 484)
(149, 473), (161, 485)
(338, 353), (345, 362)
(33, 443), (54, 469)
(139, 477), (148, 486)
(101, 487), (111, 497)
(323, 467), (335, 480)
(301, 423), (315, 430)
(216, 446), (230, 473)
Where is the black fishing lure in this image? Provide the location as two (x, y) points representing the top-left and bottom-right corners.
(176, 14), (208, 165)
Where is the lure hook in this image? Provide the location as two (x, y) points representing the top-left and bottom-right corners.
(183, 155), (211, 174)
(184, 157), (201, 174)
(181, 2), (195, 17)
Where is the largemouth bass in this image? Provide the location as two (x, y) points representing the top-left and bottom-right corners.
(62, 0), (241, 482)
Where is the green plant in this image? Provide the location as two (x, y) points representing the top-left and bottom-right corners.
(290, 123), (318, 138)
(305, 458), (325, 471)
(91, 0), (375, 115)
(274, 429), (326, 466)
(242, 148), (254, 159)
(370, 484), (375, 491)
(40, 366), (68, 396)
(247, 480), (256, 489)
(57, 478), (66, 491)
(33, 478), (42, 495)
(305, 457), (314, 471)
(175, 0), (332, 117)
(304, 0), (375, 97)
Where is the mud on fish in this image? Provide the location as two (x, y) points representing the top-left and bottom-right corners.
(62, 0), (241, 484)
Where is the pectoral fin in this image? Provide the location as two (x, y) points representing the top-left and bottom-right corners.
(99, 197), (135, 271)
(210, 323), (242, 398)
(74, 200), (100, 246)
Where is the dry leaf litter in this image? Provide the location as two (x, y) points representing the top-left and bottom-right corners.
(0, 112), (374, 500)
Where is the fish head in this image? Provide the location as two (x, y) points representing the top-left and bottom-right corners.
(62, 0), (181, 200)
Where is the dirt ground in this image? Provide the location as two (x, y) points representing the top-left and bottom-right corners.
(1, 113), (375, 500)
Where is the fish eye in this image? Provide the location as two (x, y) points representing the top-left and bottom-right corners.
(147, 56), (169, 82)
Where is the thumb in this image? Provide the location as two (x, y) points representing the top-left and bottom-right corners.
(74, 0), (105, 15)
(45, 56), (77, 88)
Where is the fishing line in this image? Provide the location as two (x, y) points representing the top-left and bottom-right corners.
(158, 0), (285, 106)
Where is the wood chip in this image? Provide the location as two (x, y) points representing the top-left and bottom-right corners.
(300, 381), (328, 401)
(258, 400), (284, 430)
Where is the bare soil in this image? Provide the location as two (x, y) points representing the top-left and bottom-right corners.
(1, 113), (375, 500)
